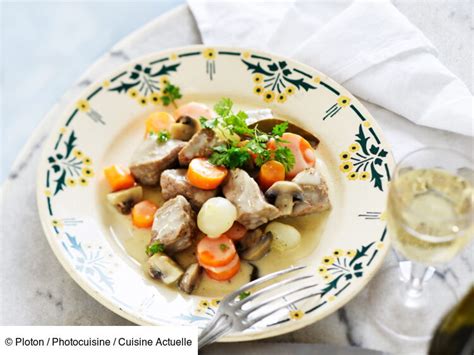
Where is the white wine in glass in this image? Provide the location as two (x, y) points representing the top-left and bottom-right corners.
(368, 148), (473, 341)
(388, 168), (473, 265)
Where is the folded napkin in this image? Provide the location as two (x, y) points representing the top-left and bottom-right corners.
(188, 0), (473, 136)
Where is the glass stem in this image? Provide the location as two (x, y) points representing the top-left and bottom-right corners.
(403, 261), (432, 299)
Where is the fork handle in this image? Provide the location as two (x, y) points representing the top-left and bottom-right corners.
(198, 314), (232, 349)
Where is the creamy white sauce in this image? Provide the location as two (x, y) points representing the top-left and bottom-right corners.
(99, 98), (332, 298)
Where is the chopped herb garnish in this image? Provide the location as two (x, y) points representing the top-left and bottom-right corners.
(156, 130), (170, 143)
(161, 82), (182, 108)
(207, 98), (295, 172)
(219, 243), (230, 251)
(272, 121), (288, 137)
(238, 291), (251, 300)
(146, 242), (165, 256)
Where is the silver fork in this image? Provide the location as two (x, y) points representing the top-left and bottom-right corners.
(198, 266), (319, 349)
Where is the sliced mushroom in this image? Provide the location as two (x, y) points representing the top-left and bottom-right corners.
(106, 185), (143, 214)
(265, 181), (304, 216)
(240, 230), (273, 261)
(170, 115), (200, 141)
(147, 253), (183, 285)
(178, 263), (202, 294)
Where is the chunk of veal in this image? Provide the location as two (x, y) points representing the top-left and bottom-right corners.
(160, 169), (218, 209)
(178, 128), (220, 166)
(223, 169), (280, 229)
(291, 168), (331, 217)
(129, 137), (185, 186)
(150, 195), (197, 254)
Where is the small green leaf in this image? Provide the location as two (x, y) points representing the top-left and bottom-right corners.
(146, 242), (165, 256)
(238, 291), (251, 300)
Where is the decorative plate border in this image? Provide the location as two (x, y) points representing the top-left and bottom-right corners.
(37, 46), (394, 341)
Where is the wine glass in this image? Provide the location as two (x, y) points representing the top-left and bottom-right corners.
(368, 147), (473, 341)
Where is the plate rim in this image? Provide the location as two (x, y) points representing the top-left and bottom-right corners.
(36, 44), (393, 340)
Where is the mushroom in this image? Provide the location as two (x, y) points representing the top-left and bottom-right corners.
(264, 181), (304, 216)
(178, 263), (202, 294)
(170, 115), (200, 141)
(147, 253), (184, 285)
(106, 186), (143, 214)
(239, 229), (273, 261)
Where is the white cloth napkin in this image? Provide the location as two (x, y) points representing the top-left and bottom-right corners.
(188, 0), (473, 136)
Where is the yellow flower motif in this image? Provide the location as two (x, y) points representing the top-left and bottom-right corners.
(347, 172), (358, 180)
(44, 189), (52, 197)
(322, 256), (334, 265)
(346, 250), (356, 258)
(363, 121), (371, 128)
(253, 85), (264, 95)
(359, 171), (370, 181)
(137, 96), (148, 106)
(203, 48), (216, 60)
(59, 127), (67, 134)
(289, 310), (304, 320)
(380, 211), (387, 221)
(339, 151), (350, 161)
(317, 266), (328, 275)
(377, 242), (384, 250)
(73, 149), (84, 159)
(333, 249), (344, 257)
(210, 299), (221, 307)
(66, 178), (76, 187)
(263, 90), (275, 103)
(339, 161), (353, 173)
(79, 177), (88, 186)
(149, 92), (160, 105)
(83, 157), (92, 165)
(253, 74), (264, 84)
(128, 88), (139, 98)
(242, 51), (251, 59)
(276, 92), (287, 103)
(51, 219), (63, 227)
(82, 167), (94, 178)
(323, 274), (333, 281)
(170, 53), (178, 60)
(328, 295), (336, 302)
(313, 76), (321, 84)
(349, 143), (360, 152)
(285, 85), (296, 95)
(160, 76), (170, 86)
(199, 300), (210, 308)
(102, 80), (110, 88)
(337, 96), (351, 107)
(76, 99), (90, 112)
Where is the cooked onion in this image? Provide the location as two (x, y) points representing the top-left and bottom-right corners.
(197, 197), (237, 238)
(265, 222), (301, 251)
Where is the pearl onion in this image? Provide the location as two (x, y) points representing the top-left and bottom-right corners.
(197, 197), (237, 238)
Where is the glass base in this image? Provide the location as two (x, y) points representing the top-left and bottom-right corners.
(368, 265), (458, 341)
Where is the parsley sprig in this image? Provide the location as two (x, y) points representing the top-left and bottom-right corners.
(146, 242), (165, 256)
(161, 82), (182, 108)
(205, 98), (295, 171)
(150, 130), (171, 144)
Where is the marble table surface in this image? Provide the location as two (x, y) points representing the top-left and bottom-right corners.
(1, 3), (472, 355)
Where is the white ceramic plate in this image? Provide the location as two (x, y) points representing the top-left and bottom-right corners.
(37, 46), (394, 341)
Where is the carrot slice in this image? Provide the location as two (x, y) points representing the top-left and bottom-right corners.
(204, 254), (241, 281)
(104, 165), (135, 192)
(132, 200), (158, 228)
(258, 160), (285, 191)
(187, 158), (228, 190)
(225, 222), (247, 241)
(145, 112), (175, 136)
(197, 235), (236, 267)
(280, 132), (316, 179)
